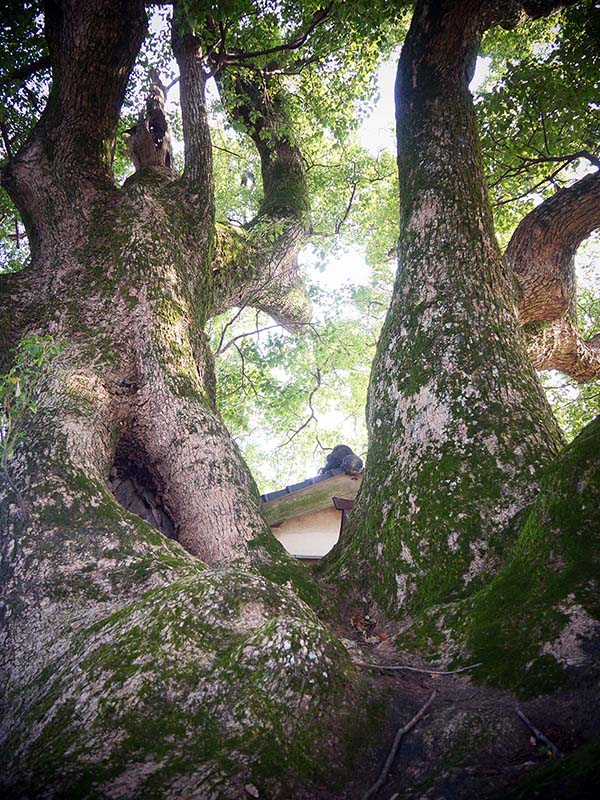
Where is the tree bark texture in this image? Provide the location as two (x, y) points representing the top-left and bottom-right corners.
(507, 170), (600, 381)
(323, 0), (565, 617)
(403, 412), (600, 697)
(0, 1), (359, 794)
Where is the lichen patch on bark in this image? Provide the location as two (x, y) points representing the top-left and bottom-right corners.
(541, 599), (600, 669)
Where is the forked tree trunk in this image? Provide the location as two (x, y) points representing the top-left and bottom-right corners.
(323, 0), (564, 616)
(0, 2), (361, 795)
(0, 117), (334, 797)
(1, 169), (283, 560)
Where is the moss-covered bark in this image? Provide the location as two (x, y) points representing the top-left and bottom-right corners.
(1, 564), (366, 799)
(0, 3), (357, 795)
(322, 0), (564, 617)
(406, 413), (600, 698)
(499, 736), (600, 800)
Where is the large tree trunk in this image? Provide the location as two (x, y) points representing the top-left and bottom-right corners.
(1, 125), (282, 568)
(323, 0), (565, 616)
(0, 2), (361, 795)
(507, 170), (600, 381)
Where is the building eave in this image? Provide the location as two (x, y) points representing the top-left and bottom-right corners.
(261, 469), (362, 525)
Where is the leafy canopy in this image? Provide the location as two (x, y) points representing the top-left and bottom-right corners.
(0, 1), (599, 489)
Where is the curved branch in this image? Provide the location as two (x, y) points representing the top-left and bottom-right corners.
(520, 0), (575, 17)
(276, 368), (321, 449)
(209, 71), (311, 327)
(490, 151), (600, 202)
(216, 323), (280, 356)
(506, 170), (600, 380)
(506, 170), (600, 321)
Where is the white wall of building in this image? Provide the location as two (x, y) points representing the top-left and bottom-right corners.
(273, 506), (341, 559)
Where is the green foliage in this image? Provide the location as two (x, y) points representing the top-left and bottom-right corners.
(209, 276), (388, 491)
(0, 0), (402, 491)
(205, 61), (399, 489)
(0, 0), (48, 157)
(543, 370), (600, 441)
(183, 0), (600, 487)
(477, 4), (600, 243)
(0, 334), (63, 468)
(207, 116), (398, 492)
(184, 0), (408, 152)
(212, 125), (263, 224)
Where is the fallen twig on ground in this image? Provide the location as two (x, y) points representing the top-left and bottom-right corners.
(515, 705), (561, 758)
(356, 661), (482, 675)
(361, 690), (437, 800)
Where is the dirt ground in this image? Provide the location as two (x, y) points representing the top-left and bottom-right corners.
(302, 618), (600, 800)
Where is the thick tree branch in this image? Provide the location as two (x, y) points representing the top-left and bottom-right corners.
(216, 72), (309, 221)
(481, 0), (576, 30)
(507, 171), (600, 323)
(43, 0), (147, 178)
(171, 16), (213, 202)
(524, 318), (600, 382)
(506, 170), (600, 380)
(200, 5), (330, 77)
(210, 221), (311, 330)
(209, 71), (311, 327)
(520, 0), (575, 17)
(2, 0), (147, 225)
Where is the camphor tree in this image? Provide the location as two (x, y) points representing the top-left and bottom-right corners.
(0, 0), (395, 795)
(325, 0), (600, 696)
(1, 0), (600, 798)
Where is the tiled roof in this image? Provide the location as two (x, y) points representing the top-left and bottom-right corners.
(260, 467), (346, 503)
